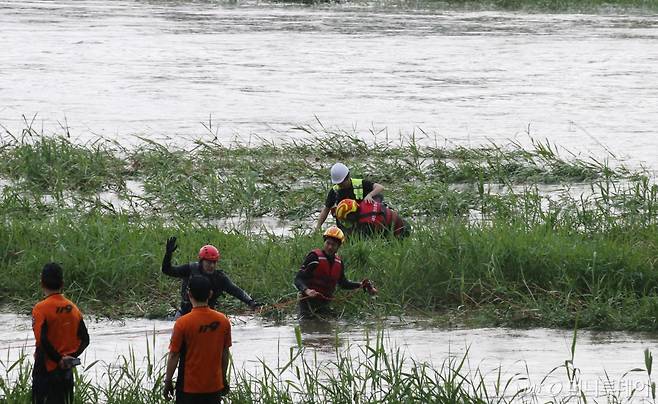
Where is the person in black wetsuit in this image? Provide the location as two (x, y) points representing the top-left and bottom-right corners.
(162, 237), (259, 317)
(294, 226), (377, 319)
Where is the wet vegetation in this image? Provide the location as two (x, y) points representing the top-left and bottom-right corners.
(421, 0), (658, 12)
(0, 123), (639, 221)
(1, 330), (656, 403)
(2, 124), (658, 331)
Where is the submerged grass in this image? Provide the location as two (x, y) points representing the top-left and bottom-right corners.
(2, 128), (658, 330)
(0, 127), (642, 221)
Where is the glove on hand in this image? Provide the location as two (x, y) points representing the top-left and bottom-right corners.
(165, 236), (178, 254)
(249, 300), (264, 309)
(361, 279), (378, 295)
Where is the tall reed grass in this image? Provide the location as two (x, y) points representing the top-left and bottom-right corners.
(0, 127), (643, 222)
(429, 0), (658, 12)
(2, 128), (658, 329)
(2, 214), (658, 329)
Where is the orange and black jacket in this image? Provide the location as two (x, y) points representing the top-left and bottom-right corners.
(32, 293), (89, 375)
(294, 249), (361, 298)
(169, 307), (232, 393)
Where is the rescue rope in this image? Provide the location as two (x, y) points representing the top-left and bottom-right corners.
(244, 286), (372, 317)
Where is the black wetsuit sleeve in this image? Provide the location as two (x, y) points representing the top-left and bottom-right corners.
(324, 189), (337, 208)
(338, 262), (361, 290)
(40, 321), (62, 363)
(71, 319), (90, 357)
(218, 271), (253, 305)
(294, 252), (319, 292)
(162, 256), (192, 278)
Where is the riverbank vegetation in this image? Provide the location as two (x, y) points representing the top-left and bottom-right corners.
(1, 124), (658, 330)
(1, 329), (656, 403)
(432, 0), (658, 12)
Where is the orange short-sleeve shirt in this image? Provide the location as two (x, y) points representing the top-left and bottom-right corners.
(32, 293), (84, 372)
(169, 307), (232, 393)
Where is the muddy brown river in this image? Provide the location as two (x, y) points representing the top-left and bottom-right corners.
(1, 1), (658, 166)
(2, 313), (657, 399)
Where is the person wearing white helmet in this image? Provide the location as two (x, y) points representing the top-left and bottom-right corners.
(314, 163), (385, 231)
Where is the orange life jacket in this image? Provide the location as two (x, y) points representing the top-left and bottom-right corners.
(306, 249), (342, 298)
(357, 202), (405, 236)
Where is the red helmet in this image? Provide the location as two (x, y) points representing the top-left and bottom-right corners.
(198, 245), (220, 262)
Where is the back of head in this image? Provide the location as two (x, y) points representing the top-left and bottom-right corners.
(330, 163), (349, 184)
(41, 262), (64, 290)
(188, 275), (212, 302)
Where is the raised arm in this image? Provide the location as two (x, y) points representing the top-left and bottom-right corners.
(162, 237), (192, 278)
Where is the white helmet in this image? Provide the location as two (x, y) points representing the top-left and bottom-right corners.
(330, 163), (349, 184)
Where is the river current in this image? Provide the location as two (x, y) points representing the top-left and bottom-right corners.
(2, 313), (658, 400)
(1, 1), (658, 165)
(2, 1), (658, 399)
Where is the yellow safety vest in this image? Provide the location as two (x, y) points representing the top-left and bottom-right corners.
(332, 178), (364, 201)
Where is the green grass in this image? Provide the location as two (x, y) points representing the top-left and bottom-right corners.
(425, 0), (658, 12)
(2, 129), (658, 329)
(2, 214), (658, 330)
(0, 128), (640, 221)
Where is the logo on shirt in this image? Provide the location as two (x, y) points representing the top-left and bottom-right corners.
(198, 321), (220, 333)
(56, 305), (73, 314)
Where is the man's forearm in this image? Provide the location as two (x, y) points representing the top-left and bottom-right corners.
(293, 275), (308, 293)
(222, 348), (230, 386)
(162, 251), (174, 275)
(165, 352), (180, 382)
(368, 183), (385, 198)
(316, 207), (330, 230)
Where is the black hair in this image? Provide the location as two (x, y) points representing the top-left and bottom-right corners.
(188, 276), (211, 302)
(41, 262), (64, 290)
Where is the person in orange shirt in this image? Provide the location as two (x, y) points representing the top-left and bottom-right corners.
(32, 262), (90, 404)
(164, 276), (232, 403)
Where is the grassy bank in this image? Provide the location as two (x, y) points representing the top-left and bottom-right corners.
(3, 215), (658, 330)
(432, 0), (658, 12)
(2, 129), (658, 330)
(1, 330), (655, 403)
